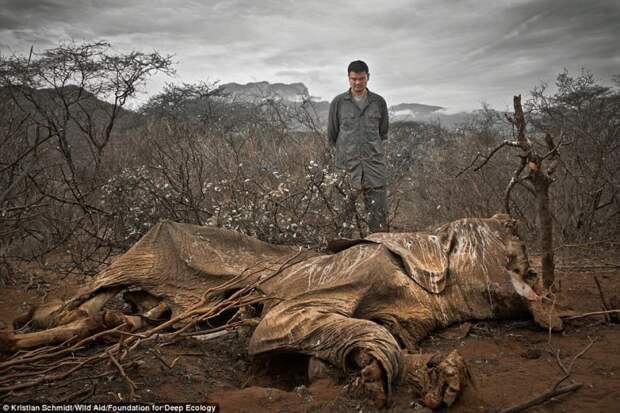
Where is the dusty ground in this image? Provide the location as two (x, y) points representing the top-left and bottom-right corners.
(0, 251), (619, 413)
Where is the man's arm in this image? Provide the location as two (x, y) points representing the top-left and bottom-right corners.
(379, 97), (389, 141)
(327, 97), (340, 146)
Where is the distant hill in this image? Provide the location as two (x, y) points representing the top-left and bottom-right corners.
(390, 102), (445, 116)
(214, 81), (473, 128)
(389, 104), (471, 128)
(0, 84), (141, 128)
(220, 81), (309, 102)
(5, 82), (476, 142)
(0, 85), (143, 165)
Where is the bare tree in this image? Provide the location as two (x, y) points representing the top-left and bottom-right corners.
(464, 95), (564, 288)
(527, 70), (620, 242)
(0, 41), (173, 271)
(0, 41), (173, 171)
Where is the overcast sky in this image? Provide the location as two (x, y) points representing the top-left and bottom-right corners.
(1, 0), (618, 112)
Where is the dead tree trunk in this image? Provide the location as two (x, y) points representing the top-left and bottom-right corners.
(513, 95), (558, 288)
(462, 95), (562, 289)
(533, 172), (555, 287)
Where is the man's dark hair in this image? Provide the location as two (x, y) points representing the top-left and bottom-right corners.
(347, 60), (369, 74)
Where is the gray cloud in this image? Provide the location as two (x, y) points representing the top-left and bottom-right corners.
(1, 0), (618, 111)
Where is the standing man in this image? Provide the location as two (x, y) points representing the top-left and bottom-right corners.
(328, 60), (389, 235)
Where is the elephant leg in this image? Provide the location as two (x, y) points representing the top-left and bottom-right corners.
(348, 348), (388, 408)
(249, 303), (402, 407)
(401, 350), (470, 409)
(1, 316), (103, 352)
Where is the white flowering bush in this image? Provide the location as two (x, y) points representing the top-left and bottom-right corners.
(100, 118), (358, 247)
(96, 103), (439, 250)
(99, 166), (162, 245)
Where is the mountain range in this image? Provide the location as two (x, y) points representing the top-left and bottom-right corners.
(218, 81), (471, 127)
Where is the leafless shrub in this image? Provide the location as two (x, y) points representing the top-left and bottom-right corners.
(388, 116), (520, 232)
(2, 52), (617, 282)
(101, 102), (347, 247)
(527, 69), (620, 243)
(0, 41), (173, 276)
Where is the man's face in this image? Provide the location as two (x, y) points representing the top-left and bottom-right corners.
(348, 71), (369, 95)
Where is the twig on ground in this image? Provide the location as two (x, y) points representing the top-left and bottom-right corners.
(174, 352), (205, 357)
(553, 240), (620, 251)
(47, 370), (117, 390)
(0, 324), (126, 372)
(555, 350), (569, 376)
(76, 383), (97, 403)
(554, 337), (597, 388)
(500, 337), (596, 412)
(497, 383), (582, 413)
(564, 309), (620, 320)
(181, 319), (251, 337)
(57, 381), (96, 403)
(106, 349), (137, 402)
(0, 354), (102, 393)
(148, 348), (173, 369)
(169, 356), (181, 369)
(0, 358), (84, 385)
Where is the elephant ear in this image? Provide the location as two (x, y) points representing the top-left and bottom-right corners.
(366, 232), (454, 294)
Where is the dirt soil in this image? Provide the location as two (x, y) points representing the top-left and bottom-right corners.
(1, 252), (619, 413)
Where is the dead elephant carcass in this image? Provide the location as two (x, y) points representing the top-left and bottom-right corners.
(1, 214), (560, 409)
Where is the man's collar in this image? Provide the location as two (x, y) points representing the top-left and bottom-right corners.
(344, 88), (373, 100)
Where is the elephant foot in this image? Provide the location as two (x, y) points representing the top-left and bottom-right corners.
(402, 350), (469, 409)
(348, 349), (387, 408)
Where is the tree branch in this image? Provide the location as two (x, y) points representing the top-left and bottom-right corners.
(456, 140), (520, 177)
(504, 155), (527, 214)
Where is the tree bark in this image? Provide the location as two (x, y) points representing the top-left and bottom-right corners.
(514, 95), (555, 288)
(534, 174), (555, 288)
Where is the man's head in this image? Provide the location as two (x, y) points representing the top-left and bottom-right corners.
(347, 60), (369, 96)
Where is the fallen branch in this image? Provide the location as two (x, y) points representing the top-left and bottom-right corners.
(553, 240), (620, 251)
(554, 337), (596, 386)
(0, 324), (126, 372)
(497, 382), (582, 413)
(47, 370), (117, 390)
(107, 349), (137, 402)
(57, 381), (96, 403)
(148, 348), (174, 370)
(555, 264), (620, 270)
(0, 354), (102, 393)
(182, 319), (256, 338)
(563, 309), (620, 320)
(499, 337), (596, 413)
